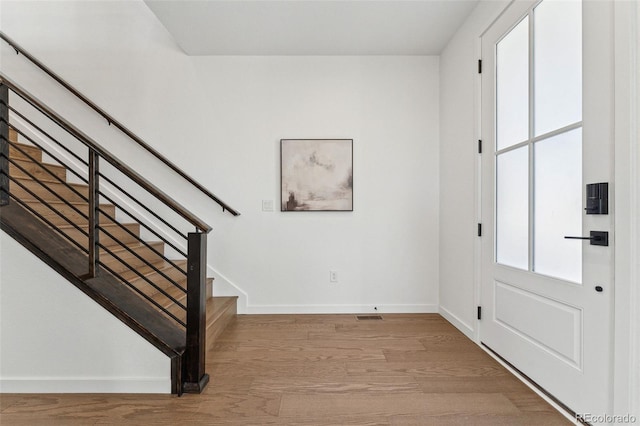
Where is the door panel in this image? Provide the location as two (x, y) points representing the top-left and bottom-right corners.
(494, 281), (582, 368)
(480, 0), (613, 415)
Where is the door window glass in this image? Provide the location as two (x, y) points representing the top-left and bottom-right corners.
(497, 16), (529, 150)
(495, 0), (582, 282)
(534, 129), (583, 282)
(534, 0), (582, 136)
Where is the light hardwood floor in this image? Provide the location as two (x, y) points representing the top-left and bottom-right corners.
(0, 314), (570, 425)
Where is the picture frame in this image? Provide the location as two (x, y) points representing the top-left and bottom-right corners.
(280, 139), (353, 212)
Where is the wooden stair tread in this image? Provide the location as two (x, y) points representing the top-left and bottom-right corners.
(12, 176), (87, 190)
(10, 159), (67, 182)
(10, 177), (89, 203)
(128, 268), (187, 293)
(9, 142), (42, 162)
(21, 199), (111, 207)
(150, 284), (187, 306)
(120, 259), (187, 282)
(19, 200), (116, 224)
(53, 222), (141, 247)
(100, 241), (166, 274)
(102, 241), (163, 253)
(131, 268), (187, 300)
(57, 222), (137, 230)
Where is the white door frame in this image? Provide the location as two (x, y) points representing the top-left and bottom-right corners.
(472, 0), (640, 419)
(613, 0), (640, 419)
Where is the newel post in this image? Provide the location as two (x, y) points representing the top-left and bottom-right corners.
(183, 231), (210, 393)
(0, 83), (9, 206)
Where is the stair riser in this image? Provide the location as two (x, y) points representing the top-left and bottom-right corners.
(9, 128), (18, 143)
(206, 298), (237, 351)
(9, 143), (42, 162)
(10, 160), (67, 182)
(20, 202), (116, 226)
(11, 179), (88, 203)
(100, 243), (165, 275)
(206, 277), (214, 299)
(56, 224), (141, 248)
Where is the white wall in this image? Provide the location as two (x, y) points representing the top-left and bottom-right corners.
(438, 1), (507, 337)
(191, 55), (440, 313)
(1, 0), (440, 314)
(0, 233), (171, 393)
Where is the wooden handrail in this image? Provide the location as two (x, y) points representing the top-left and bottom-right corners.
(0, 31), (240, 216)
(0, 74), (212, 233)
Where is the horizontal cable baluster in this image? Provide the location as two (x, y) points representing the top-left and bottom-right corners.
(9, 193), (89, 254)
(6, 160), (90, 223)
(7, 140), (89, 202)
(97, 207), (187, 275)
(8, 123), (88, 184)
(8, 144), (187, 321)
(6, 127), (188, 273)
(96, 247), (186, 318)
(98, 190), (187, 257)
(99, 248), (187, 304)
(11, 189), (188, 325)
(7, 107), (89, 168)
(97, 227), (187, 296)
(98, 258), (186, 327)
(7, 178), (89, 244)
(99, 174), (187, 241)
(97, 240), (187, 307)
(7, 124), (187, 259)
(7, 185), (188, 322)
(7, 143), (88, 203)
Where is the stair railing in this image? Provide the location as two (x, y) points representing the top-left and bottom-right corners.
(0, 74), (211, 394)
(0, 31), (240, 217)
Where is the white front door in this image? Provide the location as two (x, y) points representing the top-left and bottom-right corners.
(480, 0), (614, 416)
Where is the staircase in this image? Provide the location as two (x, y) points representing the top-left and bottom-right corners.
(0, 32), (239, 395)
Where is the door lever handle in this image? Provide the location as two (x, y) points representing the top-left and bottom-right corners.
(564, 231), (608, 246)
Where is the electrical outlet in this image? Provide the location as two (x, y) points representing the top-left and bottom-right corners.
(329, 270), (338, 283)
(262, 200), (274, 212)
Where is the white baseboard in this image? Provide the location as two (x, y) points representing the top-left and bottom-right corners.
(439, 305), (474, 339)
(243, 304), (438, 315)
(0, 378), (171, 394)
(208, 266), (248, 312)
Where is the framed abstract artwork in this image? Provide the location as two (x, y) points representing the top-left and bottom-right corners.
(281, 139), (353, 211)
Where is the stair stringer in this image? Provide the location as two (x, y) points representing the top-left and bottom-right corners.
(0, 201), (185, 393)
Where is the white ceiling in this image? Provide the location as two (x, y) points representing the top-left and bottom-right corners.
(144, 0), (479, 56)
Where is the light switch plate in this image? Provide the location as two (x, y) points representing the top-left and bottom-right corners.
(262, 200), (274, 212)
